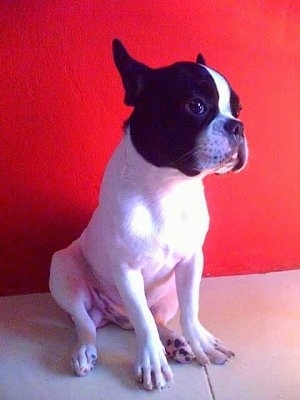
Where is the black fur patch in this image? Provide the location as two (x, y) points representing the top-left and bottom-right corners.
(127, 62), (220, 176)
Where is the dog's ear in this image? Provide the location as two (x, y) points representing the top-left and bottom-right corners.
(112, 39), (149, 106)
(196, 53), (206, 65)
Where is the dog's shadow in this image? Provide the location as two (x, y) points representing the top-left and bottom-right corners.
(0, 293), (139, 388)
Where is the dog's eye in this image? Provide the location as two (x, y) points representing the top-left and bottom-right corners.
(187, 99), (206, 114)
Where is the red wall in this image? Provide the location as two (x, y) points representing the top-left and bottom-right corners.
(1, 1), (299, 295)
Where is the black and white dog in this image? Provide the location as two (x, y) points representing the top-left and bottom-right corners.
(50, 39), (248, 390)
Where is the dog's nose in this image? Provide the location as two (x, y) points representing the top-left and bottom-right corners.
(224, 119), (244, 136)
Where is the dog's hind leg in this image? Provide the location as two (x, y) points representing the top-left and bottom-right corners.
(49, 240), (101, 376)
(151, 300), (195, 364)
(157, 325), (196, 364)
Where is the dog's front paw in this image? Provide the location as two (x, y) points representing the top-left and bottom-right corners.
(71, 343), (98, 377)
(186, 324), (235, 366)
(134, 339), (173, 391)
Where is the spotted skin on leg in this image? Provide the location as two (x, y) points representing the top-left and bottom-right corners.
(157, 326), (195, 364)
(165, 337), (195, 363)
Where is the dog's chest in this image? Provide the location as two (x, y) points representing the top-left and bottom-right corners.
(125, 182), (209, 262)
(87, 136), (210, 275)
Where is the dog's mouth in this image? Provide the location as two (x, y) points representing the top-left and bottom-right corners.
(215, 152), (239, 174)
(232, 136), (248, 172)
(216, 138), (248, 175)
(168, 134), (248, 177)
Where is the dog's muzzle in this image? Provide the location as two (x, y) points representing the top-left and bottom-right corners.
(223, 119), (247, 173)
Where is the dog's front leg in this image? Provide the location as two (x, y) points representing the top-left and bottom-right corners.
(175, 252), (234, 366)
(113, 264), (173, 390)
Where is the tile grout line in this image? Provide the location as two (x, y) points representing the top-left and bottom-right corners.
(204, 366), (217, 400)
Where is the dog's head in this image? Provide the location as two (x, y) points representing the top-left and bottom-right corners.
(112, 39), (248, 177)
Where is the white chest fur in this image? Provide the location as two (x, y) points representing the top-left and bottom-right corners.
(83, 130), (210, 274)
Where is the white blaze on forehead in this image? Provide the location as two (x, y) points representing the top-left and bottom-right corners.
(202, 65), (233, 118)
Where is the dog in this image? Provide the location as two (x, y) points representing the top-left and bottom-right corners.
(49, 39), (248, 391)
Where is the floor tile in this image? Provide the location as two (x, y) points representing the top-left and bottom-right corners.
(200, 270), (300, 400)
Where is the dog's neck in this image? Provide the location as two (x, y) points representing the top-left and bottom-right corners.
(102, 126), (208, 229)
(120, 126), (210, 193)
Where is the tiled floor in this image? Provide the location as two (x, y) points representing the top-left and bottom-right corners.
(0, 270), (299, 399)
